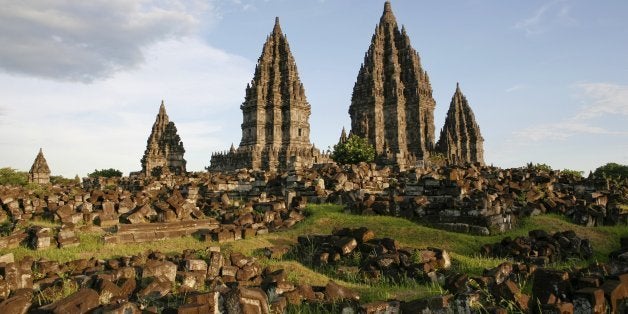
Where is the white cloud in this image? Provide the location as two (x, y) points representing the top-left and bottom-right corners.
(505, 84), (526, 93)
(0, 0), (214, 82)
(573, 82), (628, 119)
(515, 0), (576, 36)
(513, 82), (628, 142)
(0, 38), (253, 177)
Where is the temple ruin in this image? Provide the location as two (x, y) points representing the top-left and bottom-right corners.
(209, 18), (327, 172)
(28, 148), (51, 184)
(435, 84), (485, 165)
(349, 2), (484, 168)
(141, 101), (187, 176)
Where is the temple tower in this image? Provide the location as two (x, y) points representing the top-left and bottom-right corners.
(349, 1), (436, 169)
(28, 148), (51, 184)
(210, 17), (325, 171)
(435, 83), (485, 165)
(141, 101), (187, 176)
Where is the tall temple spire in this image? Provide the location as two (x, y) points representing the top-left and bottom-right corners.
(141, 101), (187, 176)
(209, 17), (325, 171)
(435, 83), (484, 165)
(349, 0), (436, 169)
(273, 16), (282, 34)
(339, 127), (348, 144)
(29, 148), (51, 184)
(380, 1), (396, 24)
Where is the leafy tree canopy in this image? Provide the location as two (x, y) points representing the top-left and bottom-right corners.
(526, 162), (552, 172)
(0, 167), (28, 186)
(594, 162), (628, 180)
(88, 168), (123, 178)
(331, 134), (376, 165)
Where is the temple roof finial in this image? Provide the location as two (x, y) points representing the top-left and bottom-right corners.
(380, 1), (396, 24)
(273, 16), (282, 34)
(384, 1), (392, 12)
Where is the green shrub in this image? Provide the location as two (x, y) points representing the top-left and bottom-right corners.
(594, 162), (628, 180)
(561, 169), (583, 179)
(87, 168), (122, 178)
(0, 167), (28, 186)
(526, 162), (552, 172)
(331, 134), (375, 164)
(50, 175), (78, 185)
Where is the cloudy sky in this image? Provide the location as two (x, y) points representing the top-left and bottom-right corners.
(1, 0), (627, 177)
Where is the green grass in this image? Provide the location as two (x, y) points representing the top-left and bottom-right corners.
(0, 204), (625, 303)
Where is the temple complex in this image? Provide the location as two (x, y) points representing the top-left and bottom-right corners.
(349, 1), (484, 168)
(28, 148), (51, 184)
(435, 84), (485, 165)
(209, 18), (327, 172)
(141, 101), (187, 176)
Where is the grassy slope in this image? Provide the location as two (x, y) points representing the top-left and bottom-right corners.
(1, 204), (626, 302)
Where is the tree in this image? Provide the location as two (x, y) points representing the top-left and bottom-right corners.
(331, 134), (375, 165)
(561, 169), (583, 179)
(594, 163), (628, 180)
(50, 175), (79, 185)
(88, 168), (123, 178)
(0, 167), (28, 186)
(526, 162), (552, 172)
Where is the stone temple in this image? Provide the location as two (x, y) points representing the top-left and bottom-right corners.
(141, 101), (186, 176)
(435, 84), (485, 165)
(28, 148), (51, 184)
(210, 18), (327, 172)
(349, 1), (484, 167)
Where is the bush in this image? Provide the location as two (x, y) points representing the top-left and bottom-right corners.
(0, 167), (28, 186)
(561, 169), (583, 179)
(87, 168), (123, 178)
(526, 162), (552, 172)
(50, 175), (79, 185)
(331, 134), (375, 165)
(594, 163), (628, 180)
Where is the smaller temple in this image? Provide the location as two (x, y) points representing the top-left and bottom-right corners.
(435, 83), (485, 165)
(338, 127), (348, 145)
(28, 148), (51, 184)
(141, 101), (187, 176)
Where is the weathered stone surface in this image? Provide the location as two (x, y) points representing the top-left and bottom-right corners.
(0, 294), (31, 314)
(38, 288), (100, 314)
(28, 148), (51, 184)
(141, 101), (186, 176)
(349, 1), (436, 168)
(224, 287), (269, 314)
(100, 301), (141, 314)
(324, 280), (359, 302)
(137, 276), (171, 300)
(435, 83), (484, 165)
(209, 17), (327, 172)
(533, 269), (571, 305)
(142, 260), (177, 282)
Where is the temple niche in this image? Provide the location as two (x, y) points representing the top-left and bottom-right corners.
(141, 101), (187, 176)
(209, 18), (327, 172)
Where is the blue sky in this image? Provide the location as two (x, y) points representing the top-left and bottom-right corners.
(0, 0), (626, 177)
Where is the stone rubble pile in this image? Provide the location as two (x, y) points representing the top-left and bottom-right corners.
(0, 248), (361, 313)
(481, 229), (594, 264)
(336, 164), (627, 234)
(371, 237), (628, 313)
(292, 227), (452, 283)
(1, 163), (626, 246)
(0, 174), (308, 249)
